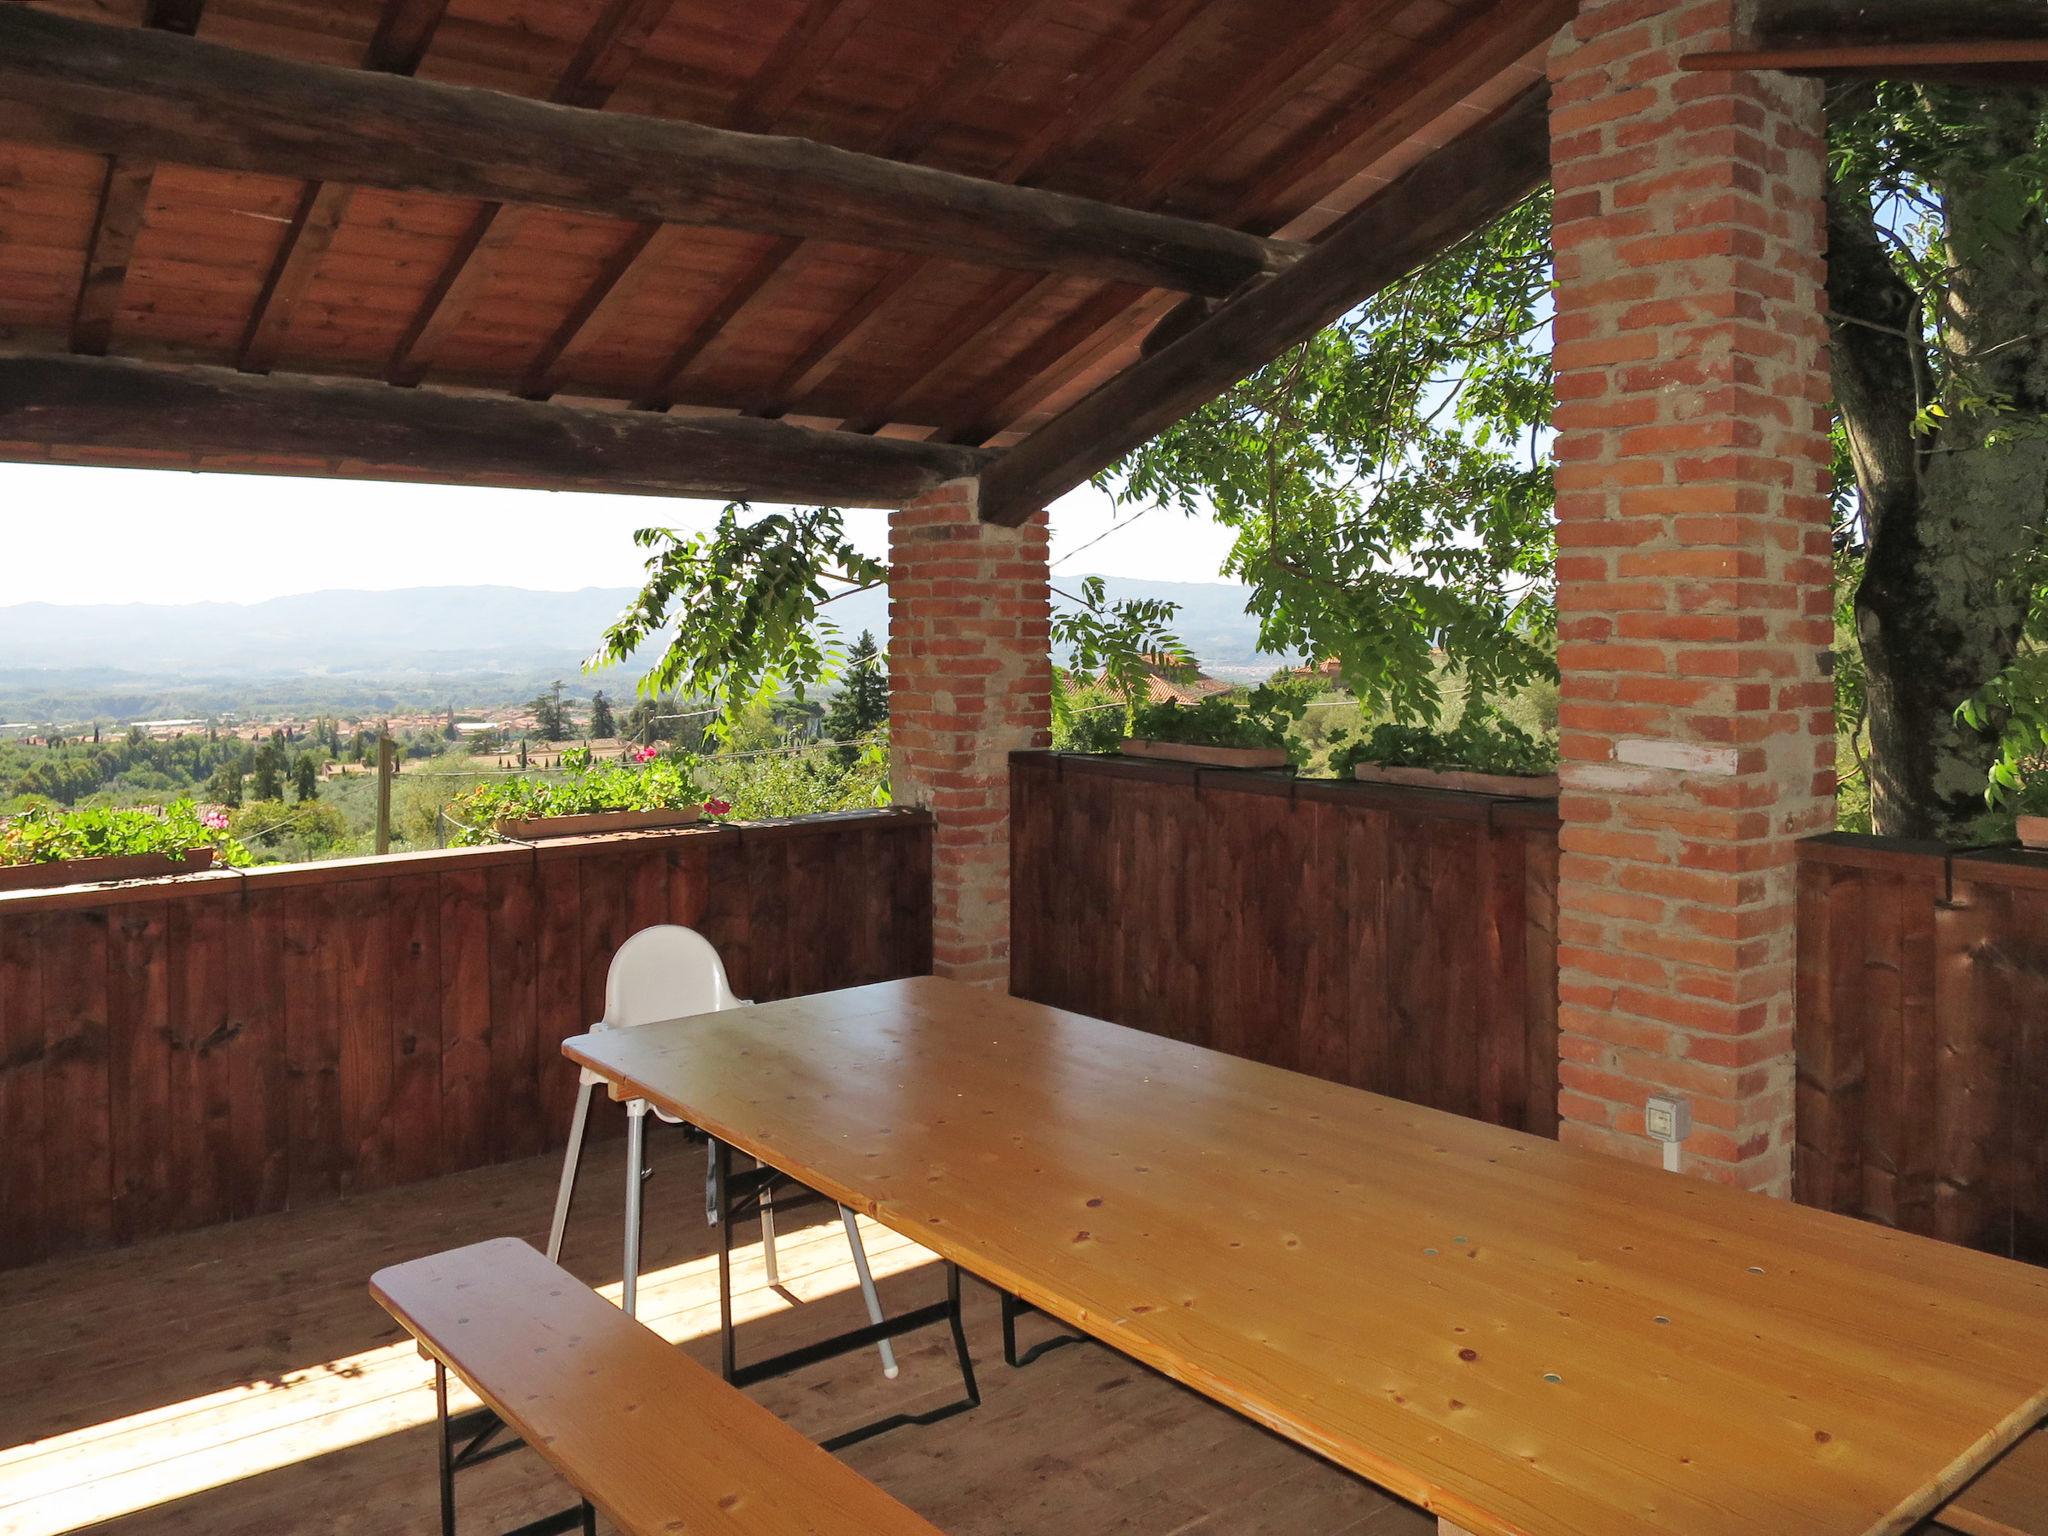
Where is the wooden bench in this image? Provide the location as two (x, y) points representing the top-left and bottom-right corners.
(370, 1237), (946, 1536)
(1937, 1431), (2048, 1536)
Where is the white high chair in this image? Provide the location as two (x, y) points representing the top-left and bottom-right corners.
(544, 925), (895, 1377)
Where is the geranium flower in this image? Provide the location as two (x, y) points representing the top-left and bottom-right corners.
(200, 810), (230, 832)
(702, 797), (732, 817)
(630, 744), (661, 764)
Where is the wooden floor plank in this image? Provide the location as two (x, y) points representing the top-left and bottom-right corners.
(0, 1137), (1428, 1536)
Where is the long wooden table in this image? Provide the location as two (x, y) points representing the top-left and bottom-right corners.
(564, 976), (2048, 1536)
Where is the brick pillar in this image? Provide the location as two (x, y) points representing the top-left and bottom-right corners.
(888, 479), (1051, 989)
(1548, 0), (1834, 1192)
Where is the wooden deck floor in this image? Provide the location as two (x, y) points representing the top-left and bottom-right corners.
(0, 1134), (1433, 1536)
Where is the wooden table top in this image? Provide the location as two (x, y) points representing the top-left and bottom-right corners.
(563, 977), (2048, 1536)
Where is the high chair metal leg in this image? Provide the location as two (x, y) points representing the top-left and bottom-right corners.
(842, 1205), (900, 1379)
(545, 1079), (594, 1264)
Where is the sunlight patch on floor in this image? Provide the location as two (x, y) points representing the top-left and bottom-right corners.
(0, 1218), (933, 1536)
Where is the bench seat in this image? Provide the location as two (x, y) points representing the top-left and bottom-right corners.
(370, 1237), (944, 1536)
(1936, 1430), (2048, 1536)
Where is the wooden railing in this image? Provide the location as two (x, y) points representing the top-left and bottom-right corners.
(1797, 833), (2048, 1263)
(1010, 752), (1561, 1136)
(0, 811), (933, 1268)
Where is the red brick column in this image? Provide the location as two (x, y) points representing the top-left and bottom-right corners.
(1548, 0), (1834, 1192)
(888, 479), (1051, 989)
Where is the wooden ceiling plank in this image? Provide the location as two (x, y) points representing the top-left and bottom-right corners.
(741, 0), (1218, 420)
(956, 0), (1575, 446)
(383, 0), (679, 387)
(632, 0), (1097, 416)
(854, 0), (1415, 434)
(0, 352), (991, 507)
(976, 86), (1553, 526)
(516, 223), (661, 399)
(232, 0), (453, 374)
(605, 0), (895, 411)
(69, 157), (156, 357)
(66, 0), (211, 360)
(0, 9), (1303, 300)
(237, 181), (358, 374)
(365, 0), (452, 77)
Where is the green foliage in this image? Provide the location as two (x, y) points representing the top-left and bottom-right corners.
(1330, 708), (1557, 779)
(1050, 576), (1196, 730)
(1107, 193), (1557, 724)
(292, 751), (320, 802)
(822, 630), (889, 756)
(0, 799), (248, 867)
(1064, 685), (1309, 765)
(444, 752), (705, 845)
(229, 799), (349, 863)
(592, 505), (884, 743)
(701, 738), (892, 819)
(588, 690), (616, 740)
(250, 743), (284, 802)
(530, 680), (573, 742)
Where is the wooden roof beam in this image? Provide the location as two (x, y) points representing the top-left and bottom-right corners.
(974, 86), (1552, 527)
(1682, 39), (2048, 83)
(0, 353), (990, 507)
(0, 8), (1303, 299)
(1684, 0), (2048, 83)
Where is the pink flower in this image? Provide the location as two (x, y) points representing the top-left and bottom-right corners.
(200, 810), (229, 832)
(630, 744), (661, 764)
(702, 797), (732, 817)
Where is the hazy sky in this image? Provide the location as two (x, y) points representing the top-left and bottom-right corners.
(0, 462), (1242, 606)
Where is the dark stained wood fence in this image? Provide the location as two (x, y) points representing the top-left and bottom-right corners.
(1797, 833), (2048, 1263)
(1010, 752), (1560, 1135)
(0, 811), (931, 1269)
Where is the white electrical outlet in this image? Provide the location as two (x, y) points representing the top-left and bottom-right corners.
(1645, 1094), (1691, 1144)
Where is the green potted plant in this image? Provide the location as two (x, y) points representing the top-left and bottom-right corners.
(1333, 712), (1558, 798)
(1062, 688), (1307, 771)
(0, 801), (248, 892)
(448, 745), (718, 843)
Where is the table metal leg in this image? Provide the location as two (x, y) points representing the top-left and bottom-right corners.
(999, 1289), (1088, 1369)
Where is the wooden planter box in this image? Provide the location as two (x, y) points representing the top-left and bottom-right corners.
(0, 847), (216, 893)
(1119, 739), (1291, 771)
(2018, 815), (2048, 851)
(495, 807), (700, 841)
(1353, 763), (1559, 798)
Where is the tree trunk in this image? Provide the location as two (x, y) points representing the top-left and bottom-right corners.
(1830, 86), (2048, 840)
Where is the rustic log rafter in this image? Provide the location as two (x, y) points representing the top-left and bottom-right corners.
(836, 0), (1422, 437)
(0, 352), (992, 506)
(974, 86), (1554, 527)
(385, 0), (677, 388)
(928, 0), (1578, 449)
(67, 0), (211, 356)
(0, 9), (1302, 314)
(235, 0), (452, 374)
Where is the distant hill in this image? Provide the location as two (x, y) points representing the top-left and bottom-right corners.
(0, 580), (1293, 721)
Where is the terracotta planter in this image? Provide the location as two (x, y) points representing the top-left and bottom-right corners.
(0, 847), (216, 893)
(1353, 763), (1559, 798)
(2018, 815), (2048, 851)
(495, 807), (700, 840)
(1118, 739), (1291, 770)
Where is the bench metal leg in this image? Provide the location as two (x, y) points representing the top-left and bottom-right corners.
(710, 1136), (980, 1448)
(999, 1290), (1088, 1369)
(433, 1358), (598, 1536)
